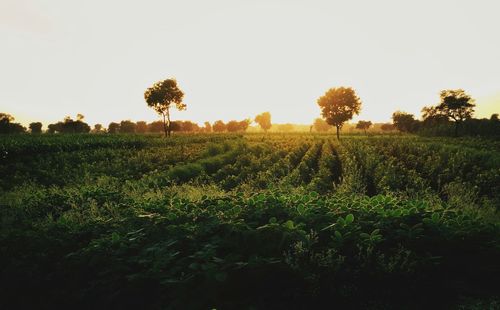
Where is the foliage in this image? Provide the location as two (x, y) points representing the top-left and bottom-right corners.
(0, 133), (499, 309)
(392, 111), (418, 133)
(29, 122), (43, 134)
(317, 87), (362, 139)
(356, 120), (372, 133)
(255, 112), (272, 132)
(213, 120), (226, 132)
(0, 113), (26, 134)
(144, 79), (186, 137)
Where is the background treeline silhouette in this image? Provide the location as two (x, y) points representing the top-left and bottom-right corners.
(1, 111), (498, 136)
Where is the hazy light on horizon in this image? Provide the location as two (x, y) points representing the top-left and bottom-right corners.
(1, 0), (499, 127)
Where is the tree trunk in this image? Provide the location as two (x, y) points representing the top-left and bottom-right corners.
(336, 125), (340, 140)
(166, 108), (172, 137)
(162, 113), (168, 137)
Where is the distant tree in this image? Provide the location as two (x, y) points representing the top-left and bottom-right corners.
(238, 119), (251, 132)
(108, 122), (120, 134)
(120, 120), (136, 133)
(213, 120), (226, 132)
(179, 121), (200, 132)
(426, 89), (475, 136)
(392, 111), (418, 133)
(0, 113), (26, 134)
(380, 123), (395, 131)
(47, 123), (60, 134)
(254, 112), (271, 132)
(136, 121), (148, 134)
(170, 121), (182, 132)
(93, 124), (104, 133)
(47, 115), (90, 134)
(317, 87), (362, 139)
(29, 122), (43, 134)
(148, 121), (164, 133)
(226, 119), (250, 132)
(0, 113), (14, 123)
(491, 113), (499, 121)
(144, 78), (186, 137)
(356, 120), (372, 134)
(204, 121), (212, 133)
(421, 106), (450, 126)
(227, 120), (240, 132)
(76, 113), (85, 121)
(313, 118), (331, 132)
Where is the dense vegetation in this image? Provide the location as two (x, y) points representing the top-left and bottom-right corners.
(1, 133), (499, 309)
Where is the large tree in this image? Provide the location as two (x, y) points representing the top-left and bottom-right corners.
(427, 89), (475, 136)
(255, 112), (272, 132)
(317, 87), (362, 139)
(144, 79), (186, 137)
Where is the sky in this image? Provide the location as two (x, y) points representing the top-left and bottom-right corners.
(1, 0), (499, 127)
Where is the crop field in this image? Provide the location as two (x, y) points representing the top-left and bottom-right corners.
(1, 133), (499, 309)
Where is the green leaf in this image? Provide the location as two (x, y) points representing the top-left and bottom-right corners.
(345, 214), (354, 224)
(431, 213), (440, 222)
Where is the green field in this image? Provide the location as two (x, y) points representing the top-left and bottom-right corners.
(1, 133), (499, 309)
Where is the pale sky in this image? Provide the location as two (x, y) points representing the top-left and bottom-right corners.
(1, 0), (499, 127)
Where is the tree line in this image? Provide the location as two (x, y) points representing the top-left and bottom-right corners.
(1, 78), (498, 137)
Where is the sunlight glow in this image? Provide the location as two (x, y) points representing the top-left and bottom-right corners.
(1, 0), (499, 127)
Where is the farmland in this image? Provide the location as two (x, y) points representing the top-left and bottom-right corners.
(1, 133), (499, 309)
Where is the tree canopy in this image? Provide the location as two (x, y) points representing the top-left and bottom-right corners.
(144, 79), (185, 137)
(421, 89), (475, 135)
(356, 120), (372, 134)
(392, 111), (418, 133)
(255, 112), (272, 132)
(317, 87), (362, 139)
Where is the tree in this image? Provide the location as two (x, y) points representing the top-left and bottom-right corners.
(93, 124), (104, 133)
(108, 122), (120, 134)
(392, 111), (418, 133)
(47, 115), (90, 134)
(213, 120), (226, 132)
(148, 121), (164, 133)
(144, 78), (186, 137)
(491, 113), (499, 122)
(203, 121), (212, 133)
(29, 122), (43, 134)
(436, 89), (475, 136)
(226, 120), (240, 132)
(255, 112), (271, 132)
(0, 113), (26, 134)
(313, 118), (330, 132)
(356, 120), (372, 134)
(421, 106), (449, 126)
(136, 121), (148, 134)
(227, 119), (250, 132)
(317, 87), (362, 139)
(120, 120), (136, 133)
